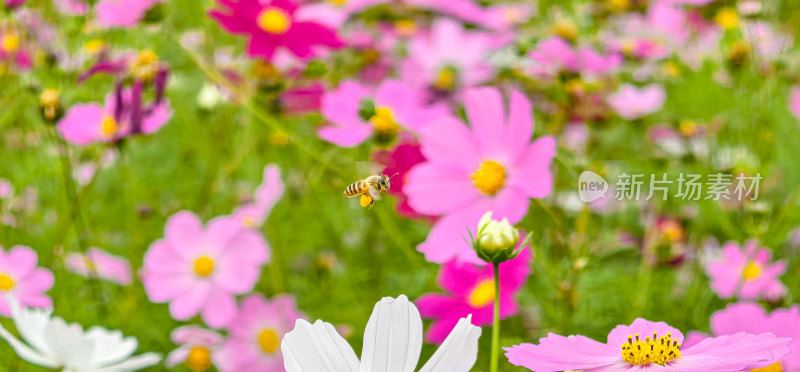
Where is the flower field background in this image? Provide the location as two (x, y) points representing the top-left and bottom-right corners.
(2, 0), (800, 370)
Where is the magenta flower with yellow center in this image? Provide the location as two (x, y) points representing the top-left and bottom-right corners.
(0, 245), (54, 316)
(141, 211), (269, 328)
(209, 0), (343, 60)
(505, 318), (792, 372)
(405, 87), (555, 263)
(416, 247), (531, 344)
(706, 240), (787, 301)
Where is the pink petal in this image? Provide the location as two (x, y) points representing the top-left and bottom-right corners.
(506, 89), (534, 162)
(57, 103), (105, 145)
(418, 116), (481, 168)
(202, 289), (237, 328)
(317, 124), (373, 147)
(169, 281), (212, 321)
(405, 162), (480, 216)
(463, 87), (506, 158)
(508, 136), (556, 198)
(504, 333), (620, 372)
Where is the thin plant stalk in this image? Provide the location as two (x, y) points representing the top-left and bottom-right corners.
(490, 261), (501, 372)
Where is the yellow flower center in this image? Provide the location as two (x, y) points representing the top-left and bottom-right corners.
(679, 120), (698, 137)
(129, 50), (159, 81)
(551, 19), (578, 42)
(621, 332), (682, 366)
(242, 216), (256, 228)
(742, 261), (761, 281)
(471, 160), (506, 195)
(83, 256), (98, 274)
(607, 0), (630, 12)
(84, 39), (105, 55)
(185, 346), (212, 372)
(468, 279), (495, 307)
(101, 116), (118, 136)
(0, 273), (15, 291)
(258, 328), (280, 354)
(660, 221), (683, 243)
(193, 256), (215, 277)
(752, 362), (783, 372)
(394, 20), (417, 36)
(328, 0), (346, 5)
(662, 61), (680, 77)
(433, 68), (457, 91)
(715, 8), (739, 30)
(370, 106), (401, 136)
(2, 34), (19, 53)
(257, 8), (291, 35)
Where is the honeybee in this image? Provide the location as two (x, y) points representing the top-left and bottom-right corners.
(344, 173), (398, 208)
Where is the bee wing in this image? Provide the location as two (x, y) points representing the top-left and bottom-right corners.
(355, 161), (387, 176)
(369, 186), (382, 201)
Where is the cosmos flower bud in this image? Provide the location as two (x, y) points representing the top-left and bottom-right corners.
(470, 211), (530, 264)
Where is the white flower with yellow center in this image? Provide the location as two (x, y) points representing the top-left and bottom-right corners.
(282, 295), (481, 372)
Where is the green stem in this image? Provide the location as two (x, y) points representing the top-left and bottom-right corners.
(490, 261), (501, 372)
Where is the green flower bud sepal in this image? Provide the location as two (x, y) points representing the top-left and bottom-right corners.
(467, 211), (532, 264)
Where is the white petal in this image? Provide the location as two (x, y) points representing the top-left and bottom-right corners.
(8, 294), (53, 356)
(0, 321), (59, 368)
(45, 318), (94, 369)
(282, 319), (360, 372)
(359, 295), (422, 372)
(92, 352), (162, 371)
(84, 326), (138, 366)
(419, 315), (482, 372)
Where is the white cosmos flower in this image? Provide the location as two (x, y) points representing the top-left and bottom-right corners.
(0, 297), (161, 372)
(281, 295), (481, 372)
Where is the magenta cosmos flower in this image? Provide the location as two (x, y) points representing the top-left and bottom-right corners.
(0, 245), (54, 316)
(65, 247), (132, 285)
(215, 294), (305, 371)
(790, 86), (800, 120)
(505, 318), (792, 372)
(166, 325), (224, 371)
(401, 18), (505, 93)
(528, 37), (622, 78)
(142, 211), (269, 328)
(606, 84), (666, 120)
(209, 0), (343, 60)
(405, 87), (556, 263)
(318, 79), (450, 147)
(232, 164), (284, 229)
(57, 88), (172, 145)
(684, 303), (800, 371)
(416, 247), (531, 343)
(706, 240), (787, 301)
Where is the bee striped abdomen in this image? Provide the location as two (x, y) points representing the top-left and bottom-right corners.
(344, 180), (367, 197)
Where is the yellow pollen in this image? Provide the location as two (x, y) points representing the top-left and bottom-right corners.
(752, 362), (783, 372)
(0, 273), (15, 291)
(370, 106), (401, 135)
(257, 8), (291, 35)
(193, 256), (215, 277)
(433, 68), (456, 91)
(359, 194), (373, 208)
(2, 33), (20, 53)
(101, 116), (118, 136)
(185, 346), (212, 372)
(715, 8), (739, 30)
(468, 279), (495, 307)
(258, 328), (280, 354)
(129, 50), (159, 81)
(621, 332), (682, 366)
(242, 216), (256, 228)
(742, 261), (761, 281)
(471, 160), (506, 195)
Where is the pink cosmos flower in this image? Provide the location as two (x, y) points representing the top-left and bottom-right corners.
(416, 247), (531, 343)
(141, 211), (269, 328)
(232, 164), (284, 229)
(0, 245), (54, 316)
(0, 30), (32, 72)
(209, 0), (343, 61)
(405, 87), (556, 263)
(318, 79), (450, 147)
(528, 37), (622, 78)
(743, 21), (792, 60)
(506, 318), (792, 372)
(64, 247), (132, 285)
(166, 325), (224, 371)
(54, 0), (90, 16)
(401, 19), (505, 92)
(215, 294), (305, 371)
(96, 0), (162, 28)
(292, 0), (386, 29)
(789, 86), (800, 120)
(0, 179), (12, 199)
(706, 240), (787, 301)
(57, 88), (172, 145)
(606, 84), (666, 120)
(684, 303), (800, 371)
